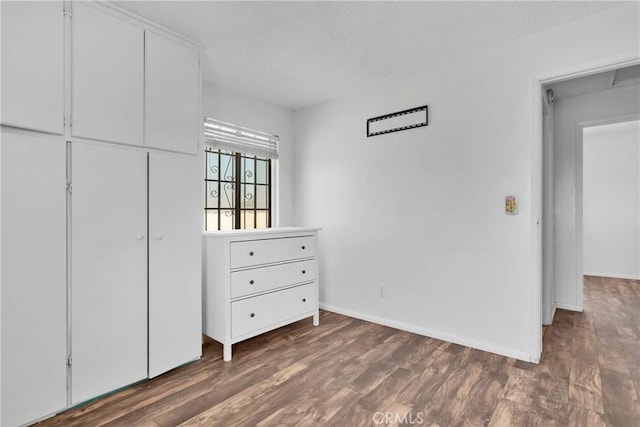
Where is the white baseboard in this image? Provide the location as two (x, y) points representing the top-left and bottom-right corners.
(556, 302), (583, 312)
(319, 303), (536, 363)
(584, 272), (640, 280)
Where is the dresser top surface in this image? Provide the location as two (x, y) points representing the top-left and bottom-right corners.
(202, 227), (321, 239)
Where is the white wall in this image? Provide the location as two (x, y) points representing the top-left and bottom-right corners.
(202, 81), (295, 225)
(293, 3), (639, 361)
(554, 85), (640, 309)
(542, 93), (556, 325)
(583, 121), (640, 279)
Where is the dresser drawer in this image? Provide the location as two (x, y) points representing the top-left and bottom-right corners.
(231, 283), (316, 338)
(230, 260), (314, 299)
(230, 235), (315, 269)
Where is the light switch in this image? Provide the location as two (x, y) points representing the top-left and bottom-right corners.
(505, 195), (518, 215)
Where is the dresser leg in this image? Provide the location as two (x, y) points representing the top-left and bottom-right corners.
(223, 343), (232, 361)
(313, 310), (319, 326)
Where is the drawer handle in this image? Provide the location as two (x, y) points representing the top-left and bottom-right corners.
(250, 313), (255, 318)
(301, 245), (306, 250)
(249, 280), (254, 285)
(249, 251), (254, 256)
(302, 298), (306, 303)
(302, 270), (306, 274)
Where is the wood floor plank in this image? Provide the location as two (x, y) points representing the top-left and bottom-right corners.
(393, 364), (454, 413)
(501, 367), (538, 405)
(574, 309), (596, 330)
(462, 350), (516, 386)
(178, 361), (311, 426)
(398, 335), (440, 372)
(451, 374), (504, 426)
(285, 387), (362, 425)
(597, 338), (632, 373)
(605, 409), (640, 427)
(567, 405), (608, 427)
(572, 326), (600, 367)
(569, 363), (604, 414)
(502, 368), (569, 416)
(420, 363), (485, 425)
(514, 346), (573, 380)
(324, 398), (373, 427)
(346, 360), (399, 396)
(147, 361), (284, 427)
(600, 367), (640, 416)
(629, 362), (640, 402)
(487, 398), (531, 427)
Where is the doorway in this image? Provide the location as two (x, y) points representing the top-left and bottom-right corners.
(582, 120), (640, 280)
(534, 61), (640, 359)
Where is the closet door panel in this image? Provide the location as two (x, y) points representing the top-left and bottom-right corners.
(1, 132), (67, 426)
(148, 152), (202, 377)
(71, 3), (143, 145)
(1, 1), (64, 134)
(145, 32), (199, 154)
(71, 142), (147, 405)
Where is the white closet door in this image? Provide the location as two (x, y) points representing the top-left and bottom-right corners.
(71, 142), (147, 405)
(1, 132), (67, 426)
(148, 151), (202, 377)
(145, 32), (200, 155)
(1, 1), (64, 134)
(71, 3), (143, 146)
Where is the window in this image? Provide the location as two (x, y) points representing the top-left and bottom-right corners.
(203, 118), (277, 231)
(204, 149), (271, 231)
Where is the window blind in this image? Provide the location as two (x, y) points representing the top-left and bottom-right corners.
(204, 117), (279, 159)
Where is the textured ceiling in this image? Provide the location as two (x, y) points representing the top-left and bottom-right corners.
(115, 1), (625, 110)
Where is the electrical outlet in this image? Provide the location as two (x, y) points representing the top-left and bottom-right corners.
(378, 286), (385, 297)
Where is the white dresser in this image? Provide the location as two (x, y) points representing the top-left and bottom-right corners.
(202, 227), (321, 361)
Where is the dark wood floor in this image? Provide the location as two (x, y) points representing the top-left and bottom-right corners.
(36, 276), (639, 426)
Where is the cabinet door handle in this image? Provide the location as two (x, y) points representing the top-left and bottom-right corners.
(302, 298), (306, 303)
(302, 270), (306, 274)
(135, 234), (145, 241)
(249, 280), (254, 285)
(249, 251), (254, 256)
(301, 245), (306, 250)
(250, 313), (255, 318)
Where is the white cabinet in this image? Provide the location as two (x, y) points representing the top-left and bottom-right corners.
(203, 228), (321, 361)
(1, 1), (64, 134)
(71, 3), (144, 146)
(2, 2), (199, 154)
(148, 151), (202, 378)
(1, 2), (202, 422)
(1, 131), (67, 426)
(70, 143), (202, 403)
(71, 142), (148, 405)
(145, 32), (200, 155)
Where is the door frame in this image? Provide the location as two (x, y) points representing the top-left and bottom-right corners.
(531, 55), (639, 361)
